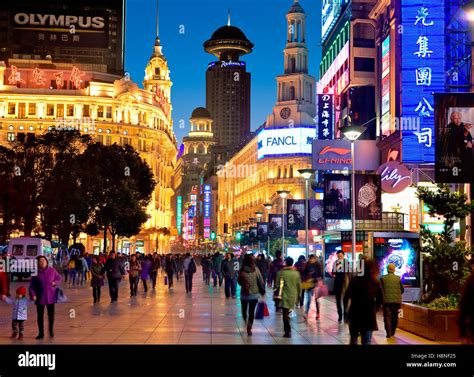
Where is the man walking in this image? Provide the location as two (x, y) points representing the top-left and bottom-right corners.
(332, 250), (349, 322)
(222, 253), (237, 299)
(183, 253), (197, 293)
(104, 251), (126, 303)
(275, 257), (301, 338)
(380, 263), (404, 338)
(212, 252), (224, 287)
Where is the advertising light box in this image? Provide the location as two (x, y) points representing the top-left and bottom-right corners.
(257, 126), (316, 160)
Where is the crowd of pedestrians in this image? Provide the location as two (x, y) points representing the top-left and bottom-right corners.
(1, 248), (473, 345)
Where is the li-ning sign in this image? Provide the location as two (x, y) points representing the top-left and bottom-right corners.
(312, 140), (380, 171)
(376, 161), (412, 194)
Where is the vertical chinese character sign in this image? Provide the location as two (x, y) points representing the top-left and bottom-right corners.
(317, 90), (334, 140)
(401, 2), (445, 163)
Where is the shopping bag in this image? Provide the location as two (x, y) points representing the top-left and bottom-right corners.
(164, 276), (168, 285)
(316, 283), (329, 299)
(55, 288), (68, 303)
(262, 302), (270, 317)
(255, 302), (265, 320)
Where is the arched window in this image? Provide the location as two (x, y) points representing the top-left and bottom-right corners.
(197, 144), (204, 154)
(289, 86), (296, 101)
(290, 57), (296, 73)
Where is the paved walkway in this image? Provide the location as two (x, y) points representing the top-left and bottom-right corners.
(0, 268), (437, 345)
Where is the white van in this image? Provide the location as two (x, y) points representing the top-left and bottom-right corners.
(7, 237), (54, 269)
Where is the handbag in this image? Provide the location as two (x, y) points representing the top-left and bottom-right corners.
(262, 301), (270, 317)
(316, 282), (329, 299)
(55, 288), (68, 303)
(273, 277), (284, 301)
(301, 278), (314, 290)
(255, 301), (265, 320)
(256, 270), (266, 296)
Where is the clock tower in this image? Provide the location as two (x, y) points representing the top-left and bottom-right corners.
(266, 0), (316, 128)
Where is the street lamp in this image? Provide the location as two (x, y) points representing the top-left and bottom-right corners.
(264, 203), (272, 255)
(255, 211), (263, 253)
(462, 0), (474, 22)
(339, 124), (366, 268)
(277, 190), (290, 257)
(298, 168), (316, 259)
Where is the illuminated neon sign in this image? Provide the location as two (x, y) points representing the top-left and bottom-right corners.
(401, 1), (445, 163)
(203, 185), (211, 239)
(257, 126), (316, 160)
(176, 196), (182, 235)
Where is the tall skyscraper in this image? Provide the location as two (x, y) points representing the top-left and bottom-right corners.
(203, 13), (253, 159)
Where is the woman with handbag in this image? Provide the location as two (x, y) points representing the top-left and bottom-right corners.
(302, 254), (323, 320)
(28, 256), (61, 339)
(90, 256), (105, 303)
(237, 254), (266, 336)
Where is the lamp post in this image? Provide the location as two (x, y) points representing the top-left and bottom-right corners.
(339, 124), (366, 267)
(255, 211), (263, 253)
(277, 190), (290, 257)
(264, 203), (272, 255)
(249, 217), (256, 252)
(298, 169), (316, 259)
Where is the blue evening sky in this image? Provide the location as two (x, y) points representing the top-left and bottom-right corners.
(125, 0), (322, 143)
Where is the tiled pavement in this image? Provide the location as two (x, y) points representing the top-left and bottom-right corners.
(0, 268), (438, 345)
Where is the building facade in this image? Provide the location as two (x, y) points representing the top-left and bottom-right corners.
(217, 1), (316, 243)
(0, 36), (177, 254)
(204, 18), (253, 161)
(0, 0), (125, 75)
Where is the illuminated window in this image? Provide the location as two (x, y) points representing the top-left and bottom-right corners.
(123, 130), (128, 135)
(106, 129), (111, 134)
(57, 104), (64, 117)
(28, 103), (36, 116)
(97, 135), (103, 143)
(67, 104), (74, 116)
(18, 103), (26, 118)
(46, 104), (54, 116)
(98, 128), (103, 133)
(7, 132), (15, 141)
(8, 125), (14, 130)
(19, 125), (24, 130)
(97, 106), (104, 118)
(29, 126), (34, 131)
(83, 105), (90, 117)
(106, 106), (112, 118)
(105, 136), (112, 146)
(8, 103), (16, 115)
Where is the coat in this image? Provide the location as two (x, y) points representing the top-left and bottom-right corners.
(0, 272), (8, 296)
(256, 258), (270, 275)
(140, 259), (152, 280)
(105, 258), (125, 279)
(381, 272), (404, 304)
(238, 266), (264, 300)
(275, 267), (302, 309)
(90, 264), (105, 287)
(221, 259), (236, 278)
(270, 258), (284, 281)
(29, 266), (61, 306)
(212, 254), (224, 273)
(345, 276), (383, 332)
(128, 260), (141, 278)
(5, 296), (31, 320)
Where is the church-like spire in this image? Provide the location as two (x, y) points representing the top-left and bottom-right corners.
(151, 0), (163, 58)
(227, 8), (231, 26)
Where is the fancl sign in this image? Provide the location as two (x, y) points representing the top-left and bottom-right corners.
(376, 161), (412, 194)
(257, 126), (316, 160)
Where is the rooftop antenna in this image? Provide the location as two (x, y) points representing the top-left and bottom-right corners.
(156, 0), (159, 37)
(227, 8), (231, 26)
